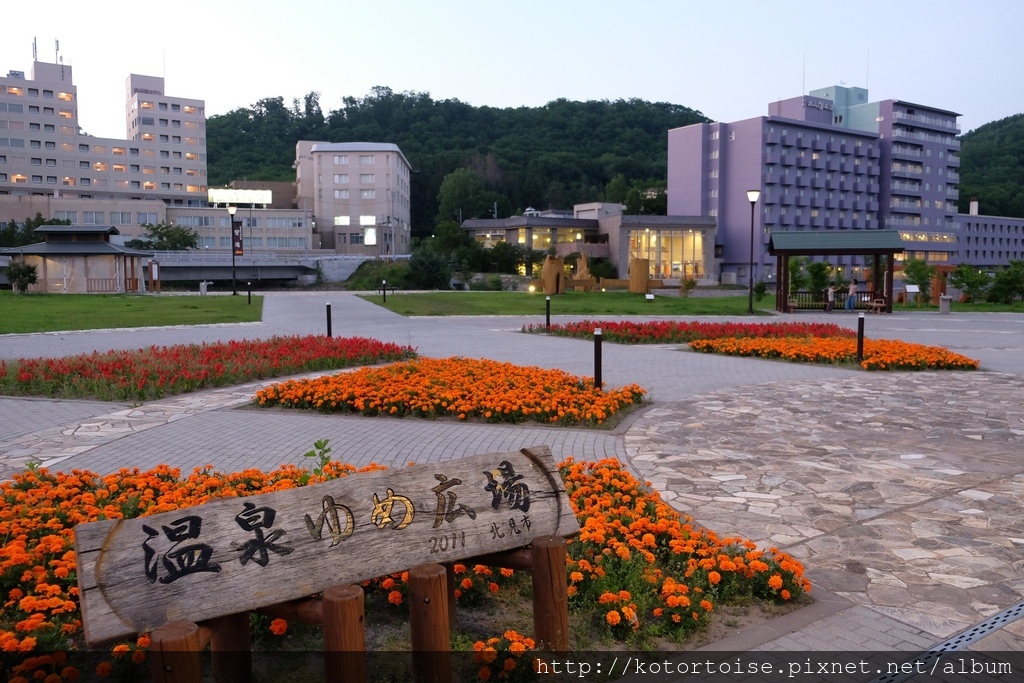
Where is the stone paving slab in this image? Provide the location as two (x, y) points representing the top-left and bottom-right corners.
(626, 371), (1024, 650)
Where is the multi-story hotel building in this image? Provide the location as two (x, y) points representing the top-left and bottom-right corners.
(294, 141), (412, 257)
(0, 61), (207, 208)
(668, 85), (963, 283)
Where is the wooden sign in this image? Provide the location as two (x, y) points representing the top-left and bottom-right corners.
(74, 446), (579, 646)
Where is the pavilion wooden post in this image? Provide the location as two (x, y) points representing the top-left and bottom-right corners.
(210, 612), (252, 683)
(531, 535), (570, 653)
(150, 621), (204, 683)
(323, 585), (366, 683)
(409, 564), (452, 683)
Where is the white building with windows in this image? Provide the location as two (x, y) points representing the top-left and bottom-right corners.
(294, 141), (412, 257)
(0, 61), (207, 208)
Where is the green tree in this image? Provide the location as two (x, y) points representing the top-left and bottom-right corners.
(436, 168), (487, 224)
(948, 264), (992, 302)
(4, 261), (38, 294)
(428, 220), (473, 257)
(407, 249), (451, 290)
(806, 261), (832, 293)
(0, 213), (70, 248)
(125, 223), (199, 251)
(788, 257), (809, 292)
(985, 260), (1024, 304)
(902, 258), (937, 304)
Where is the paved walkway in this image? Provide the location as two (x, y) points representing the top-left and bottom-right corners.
(1, 292), (1023, 655)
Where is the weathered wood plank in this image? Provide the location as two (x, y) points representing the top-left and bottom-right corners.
(75, 447), (578, 645)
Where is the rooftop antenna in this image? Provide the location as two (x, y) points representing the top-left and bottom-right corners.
(866, 49), (870, 91)
(33, 37), (37, 61)
(802, 53), (805, 95)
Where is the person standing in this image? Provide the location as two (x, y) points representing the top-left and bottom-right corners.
(826, 283), (837, 313)
(845, 279), (859, 312)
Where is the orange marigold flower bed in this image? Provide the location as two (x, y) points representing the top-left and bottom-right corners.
(254, 357), (647, 426)
(689, 337), (979, 371)
(560, 458), (809, 639)
(2, 457), (807, 679)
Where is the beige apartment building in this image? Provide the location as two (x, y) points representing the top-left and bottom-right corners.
(294, 141), (412, 257)
(0, 61), (206, 206)
(2, 59), (410, 257)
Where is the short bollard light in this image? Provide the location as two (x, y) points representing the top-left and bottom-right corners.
(382, 279), (388, 304)
(545, 296), (551, 332)
(247, 282), (251, 305)
(326, 302), (333, 338)
(856, 312), (865, 362)
(594, 327), (603, 391)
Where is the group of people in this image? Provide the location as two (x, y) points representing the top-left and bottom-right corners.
(825, 279), (858, 313)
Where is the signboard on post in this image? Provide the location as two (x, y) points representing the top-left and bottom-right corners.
(74, 446), (579, 646)
(231, 220), (244, 257)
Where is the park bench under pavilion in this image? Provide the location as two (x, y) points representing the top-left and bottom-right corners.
(767, 230), (905, 314)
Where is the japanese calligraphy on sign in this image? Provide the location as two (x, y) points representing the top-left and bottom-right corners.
(74, 446), (578, 646)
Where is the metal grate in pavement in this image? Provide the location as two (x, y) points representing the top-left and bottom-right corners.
(870, 599), (1024, 683)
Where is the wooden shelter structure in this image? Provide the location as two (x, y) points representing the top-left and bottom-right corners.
(767, 230), (905, 313)
(1, 225), (152, 293)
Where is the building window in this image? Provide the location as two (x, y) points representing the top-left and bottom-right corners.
(359, 174), (375, 183)
(360, 189), (376, 199)
(334, 189), (350, 199)
(349, 232), (364, 245)
(359, 155), (375, 165)
(334, 174), (349, 183)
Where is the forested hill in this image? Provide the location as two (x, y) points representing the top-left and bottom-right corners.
(958, 113), (1024, 219)
(205, 87), (709, 236)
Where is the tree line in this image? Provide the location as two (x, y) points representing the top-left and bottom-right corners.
(205, 88), (707, 237)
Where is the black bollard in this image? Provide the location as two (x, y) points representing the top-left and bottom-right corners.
(247, 282), (251, 305)
(856, 312), (865, 362)
(326, 302), (333, 338)
(546, 296), (551, 332)
(594, 327), (603, 391)
(382, 279), (387, 304)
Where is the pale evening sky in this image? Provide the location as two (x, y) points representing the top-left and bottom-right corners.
(3, 0), (1021, 142)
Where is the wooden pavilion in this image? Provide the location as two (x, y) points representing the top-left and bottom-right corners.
(767, 230), (905, 313)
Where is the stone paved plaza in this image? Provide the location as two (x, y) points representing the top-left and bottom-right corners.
(1, 292), (1023, 656)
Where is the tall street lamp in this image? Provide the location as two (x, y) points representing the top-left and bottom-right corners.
(228, 205), (239, 295)
(746, 190), (761, 314)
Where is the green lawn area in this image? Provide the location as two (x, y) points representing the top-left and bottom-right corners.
(357, 290), (775, 316)
(0, 292), (264, 334)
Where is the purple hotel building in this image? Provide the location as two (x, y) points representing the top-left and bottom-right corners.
(668, 85), (963, 284)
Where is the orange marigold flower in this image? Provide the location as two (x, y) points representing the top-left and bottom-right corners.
(708, 571), (721, 585)
(111, 644), (130, 658)
(606, 610), (621, 626)
(781, 589), (792, 600)
(270, 618), (288, 636)
(768, 574), (784, 590)
(95, 662), (112, 677)
(388, 590), (403, 606)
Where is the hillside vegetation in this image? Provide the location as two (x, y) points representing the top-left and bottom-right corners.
(205, 88), (1024, 238)
(206, 89), (708, 236)
(958, 113), (1024, 218)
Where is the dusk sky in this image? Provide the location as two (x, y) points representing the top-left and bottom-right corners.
(4, 0), (1022, 140)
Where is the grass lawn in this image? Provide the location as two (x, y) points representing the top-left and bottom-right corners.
(0, 292), (264, 334)
(358, 290), (775, 316)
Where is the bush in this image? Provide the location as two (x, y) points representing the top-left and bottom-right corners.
(3, 261), (37, 294)
(407, 249), (451, 290)
(345, 260), (410, 290)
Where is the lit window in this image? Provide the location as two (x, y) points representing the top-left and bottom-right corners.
(334, 216), (351, 226)
(360, 189), (376, 199)
(93, 162), (108, 171)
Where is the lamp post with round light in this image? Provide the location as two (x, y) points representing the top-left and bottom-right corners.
(746, 190), (761, 314)
(228, 205), (238, 295)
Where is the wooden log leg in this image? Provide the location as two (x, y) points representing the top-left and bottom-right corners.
(409, 564), (451, 683)
(532, 535), (569, 653)
(442, 562), (457, 629)
(210, 612), (251, 683)
(150, 621), (203, 683)
(323, 585), (366, 683)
